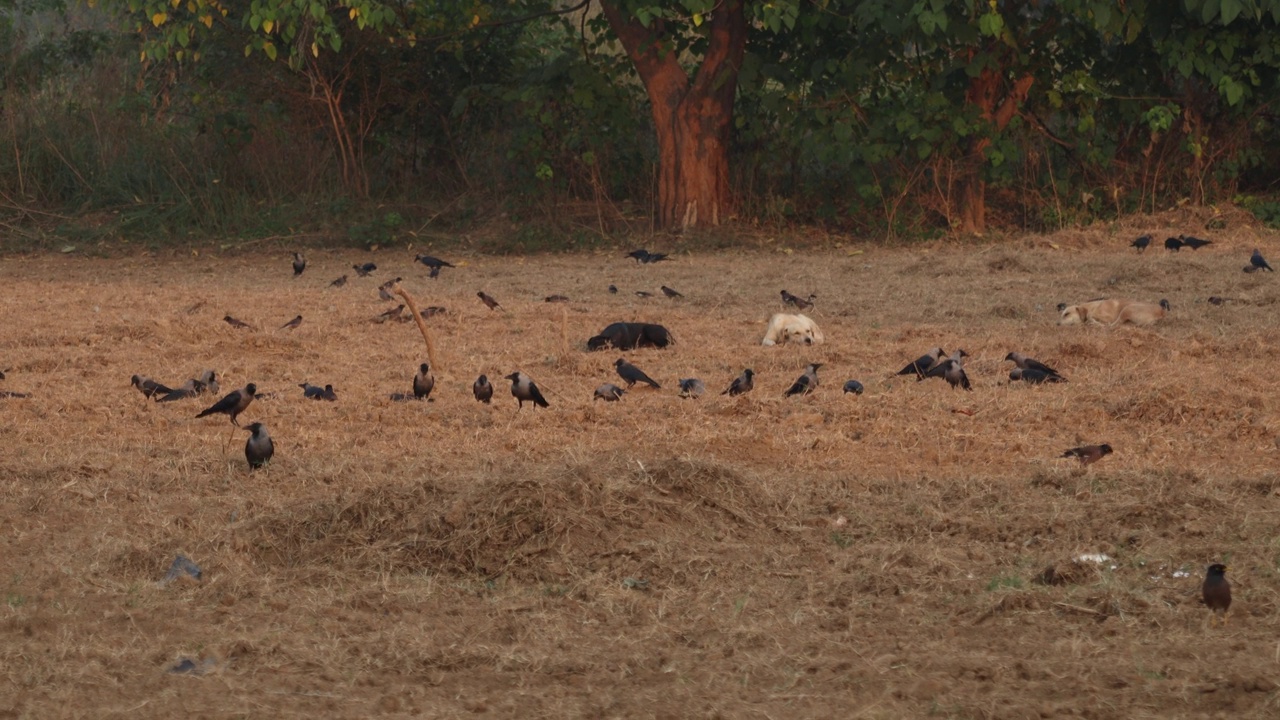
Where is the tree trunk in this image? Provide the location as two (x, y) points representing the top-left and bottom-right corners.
(599, 1), (746, 230)
(957, 68), (1034, 234)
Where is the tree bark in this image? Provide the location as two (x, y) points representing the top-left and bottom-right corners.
(599, 0), (746, 230)
(957, 68), (1034, 234)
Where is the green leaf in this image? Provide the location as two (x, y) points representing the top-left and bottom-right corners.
(1219, 0), (1242, 23)
(1201, 0), (1220, 23)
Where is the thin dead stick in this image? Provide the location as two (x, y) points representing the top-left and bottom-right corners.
(1053, 601), (1105, 617)
(392, 282), (441, 373)
(558, 304), (569, 357)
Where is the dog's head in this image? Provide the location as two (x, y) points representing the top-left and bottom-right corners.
(1058, 304), (1085, 325)
(783, 326), (819, 345)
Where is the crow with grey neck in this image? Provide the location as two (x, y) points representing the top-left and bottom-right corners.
(473, 374), (493, 404)
(1009, 368), (1066, 384)
(1005, 352), (1064, 380)
(244, 422), (274, 470)
(678, 378), (705, 399)
(615, 358), (660, 389)
(131, 375), (174, 401)
(300, 383), (337, 401)
(414, 363), (435, 400)
(784, 363), (822, 397)
(931, 358), (971, 390)
(292, 252), (306, 276)
(722, 368), (754, 396)
(897, 348), (945, 378)
(594, 384), (625, 402)
(506, 372), (549, 409)
(196, 383), (257, 426)
(922, 350), (967, 381)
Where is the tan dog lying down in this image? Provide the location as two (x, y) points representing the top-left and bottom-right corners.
(1057, 298), (1170, 326)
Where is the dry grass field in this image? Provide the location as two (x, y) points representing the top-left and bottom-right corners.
(3, 219), (1280, 718)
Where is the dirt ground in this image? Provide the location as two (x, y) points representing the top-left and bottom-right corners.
(2, 220), (1280, 718)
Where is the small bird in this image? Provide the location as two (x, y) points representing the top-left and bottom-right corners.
(1130, 235), (1151, 252)
(1005, 352), (1064, 380)
(934, 358), (972, 390)
(477, 291), (502, 311)
(678, 378), (706, 399)
(1250, 248), (1273, 271)
(329, 275), (348, 288)
(1208, 296), (1228, 305)
(292, 252), (306, 276)
(781, 290), (816, 310)
(608, 284), (618, 294)
(1202, 564), (1232, 626)
(374, 305), (405, 323)
(414, 363), (435, 400)
(473, 374), (493, 404)
(378, 279), (401, 302)
(722, 368), (754, 396)
(420, 306), (447, 318)
(897, 348), (946, 378)
(196, 383), (257, 426)
(784, 363), (822, 397)
(300, 383), (337, 401)
(279, 315), (303, 331)
(1179, 234), (1212, 250)
(223, 315), (254, 330)
(594, 383), (625, 402)
(661, 286), (683, 299)
(353, 262), (377, 277)
(842, 379), (864, 395)
(634, 291), (653, 298)
(1062, 443), (1112, 465)
(1164, 236), (1183, 252)
(505, 371), (549, 409)
(1009, 368), (1067, 384)
(545, 295), (570, 303)
(131, 375), (174, 400)
(615, 358), (661, 389)
(243, 422), (274, 470)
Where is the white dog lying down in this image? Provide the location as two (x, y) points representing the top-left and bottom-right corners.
(1057, 298), (1170, 326)
(762, 313), (825, 346)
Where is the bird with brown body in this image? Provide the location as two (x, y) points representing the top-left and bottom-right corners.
(279, 315), (303, 331)
(477, 291), (502, 311)
(1202, 564), (1232, 626)
(1062, 444), (1112, 465)
(780, 290), (816, 310)
(329, 275), (348, 288)
(661, 286), (683, 299)
(223, 315), (254, 330)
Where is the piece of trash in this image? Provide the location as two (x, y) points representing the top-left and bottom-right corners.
(1172, 569), (1191, 578)
(162, 554), (202, 584)
(846, 249), (864, 256)
(622, 577), (649, 591)
(1075, 553), (1111, 564)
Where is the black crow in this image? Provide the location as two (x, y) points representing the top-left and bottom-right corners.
(1251, 249), (1273, 271)
(131, 375), (174, 400)
(842, 379), (864, 395)
(1009, 368), (1067, 384)
(244, 422), (274, 470)
(353, 262), (377, 277)
(279, 315), (303, 331)
(594, 384), (625, 402)
(784, 363), (822, 397)
(329, 275), (348, 287)
(505, 371), (549, 409)
(661, 286), (683, 299)
(415, 255), (454, 278)
(414, 363), (434, 400)
(615, 358), (661, 389)
(722, 369), (754, 396)
(627, 249), (650, 263)
(1179, 234), (1212, 250)
(196, 384), (257, 426)
(643, 252), (669, 264)
(477, 291), (502, 311)
(678, 378), (705, 399)
(223, 315), (254, 330)
(300, 383), (336, 401)
(897, 348), (946, 378)
(1164, 237), (1183, 251)
(1062, 443), (1112, 465)
(292, 252), (306, 276)
(1130, 235), (1151, 252)
(1005, 351), (1063, 379)
(608, 284), (618, 294)
(473, 374), (493, 404)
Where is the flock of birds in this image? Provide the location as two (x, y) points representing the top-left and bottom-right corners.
(1131, 233), (1273, 274)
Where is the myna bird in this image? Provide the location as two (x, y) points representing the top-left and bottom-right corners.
(1005, 352), (1064, 379)
(414, 363), (435, 400)
(1179, 234), (1212, 250)
(608, 284), (618, 294)
(897, 348), (946, 378)
(505, 371), (549, 409)
(1164, 236), (1183, 252)
(374, 305), (405, 323)
(279, 315), (303, 331)
(131, 375), (174, 400)
(678, 378), (706, 399)
(843, 379), (864, 395)
(329, 274), (348, 288)
(243, 422), (274, 470)
(196, 384), (257, 426)
(545, 295), (570, 303)
(1061, 443), (1112, 465)
(594, 383), (625, 402)
(223, 315), (254, 330)
(378, 279), (401, 302)
(661, 286), (683, 299)
(477, 291), (502, 311)
(784, 363), (822, 397)
(292, 252), (306, 276)
(635, 291), (654, 298)
(1202, 564), (1232, 625)
(473, 374), (493, 404)
(934, 358), (972, 390)
(722, 368), (754, 396)
(420, 306), (447, 318)
(780, 290), (816, 310)
(353, 262), (377, 277)
(300, 383), (337, 401)
(1251, 249), (1273, 271)
(1131, 235), (1151, 252)
(1009, 368), (1067, 384)
(615, 358), (661, 389)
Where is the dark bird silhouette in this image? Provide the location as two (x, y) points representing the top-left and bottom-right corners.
(477, 291), (502, 311)
(353, 262), (377, 277)
(1208, 296), (1228, 305)
(506, 371), (549, 409)
(784, 363), (823, 397)
(300, 383), (337, 401)
(374, 305), (405, 323)
(934, 358), (972, 390)
(244, 422), (274, 470)
(922, 350), (968, 381)
(1062, 443), (1112, 465)
(163, 369), (220, 401)
(615, 358), (661, 389)
(608, 284), (618, 294)
(329, 274), (348, 288)
(722, 368), (754, 396)
(0, 369), (5, 380)
(897, 347), (946, 378)
(1179, 234), (1212, 250)
(1202, 564), (1232, 626)
(1005, 352), (1063, 379)
(223, 315), (254, 330)
(1009, 368), (1067, 384)
(661, 285), (683, 299)
(643, 252), (668, 263)
(634, 290), (654, 298)
(627, 249), (650, 263)
(279, 315), (303, 331)
(473, 374), (493, 404)
(420, 306), (447, 318)
(131, 375), (174, 400)
(1164, 236), (1183, 252)
(594, 383), (625, 402)
(545, 295), (570, 303)
(292, 252), (306, 276)
(843, 379), (864, 395)
(780, 290), (816, 310)
(414, 255), (454, 278)
(1131, 235), (1151, 252)
(196, 384), (257, 426)
(1251, 248), (1273, 271)
(414, 363), (434, 400)
(678, 378), (705, 399)
(198, 369), (219, 396)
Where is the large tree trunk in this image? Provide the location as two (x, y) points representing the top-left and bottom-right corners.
(599, 1), (746, 230)
(957, 68), (1034, 234)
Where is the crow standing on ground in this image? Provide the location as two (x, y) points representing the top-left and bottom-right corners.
(300, 383), (337, 401)
(1005, 352), (1064, 380)
(661, 286), (683, 299)
(414, 363), (435, 400)
(131, 375), (174, 400)
(843, 380), (864, 395)
(931, 358), (971, 390)
(608, 284), (618, 294)
(477, 291), (502, 311)
(722, 369), (754, 396)
(897, 348), (946, 378)
(923, 350), (968, 381)
(473, 374), (493, 404)
(244, 422), (274, 470)
(1130, 235), (1151, 252)
(628, 249), (669, 264)
(781, 290), (816, 310)
(506, 372), (549, 409)
(784, 363), (823, 397)
(196, 384), (257, 426)
(1009, 368), (1067, 384)
(594, 384), (625, 402)
(414, 254), (455, 278)
(1250, 249), (1273, 272)
(615, 358), (661, 389)
(1062, 443), (1112, 465)
(678, 378), (705, 399)
(1179, 234), (1212, 250)
(279, 315), (303, 331)
(353, 262), (377, 277)
(1164, 237), (1183, 251)
(292, 252), (306, 276)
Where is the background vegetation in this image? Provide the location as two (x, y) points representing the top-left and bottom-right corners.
(1, 0), (1278, 248)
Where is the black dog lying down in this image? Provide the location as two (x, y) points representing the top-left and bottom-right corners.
(587, 322), (674, 351)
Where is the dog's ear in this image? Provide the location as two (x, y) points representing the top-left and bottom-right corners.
(1077, 305), (1088, 321)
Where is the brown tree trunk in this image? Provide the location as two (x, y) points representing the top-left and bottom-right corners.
(957, 68), (1034, 234)
(599, 1), (746, 230)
